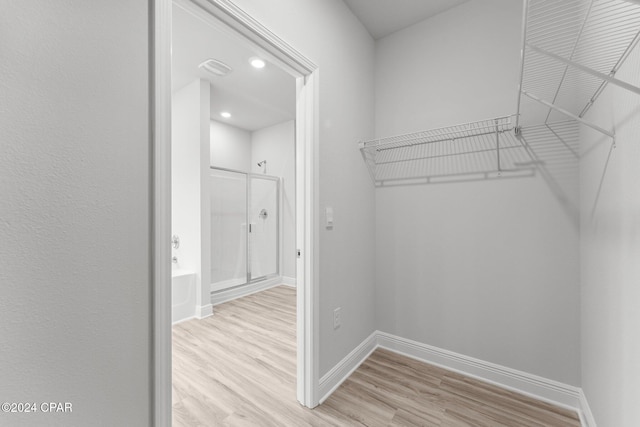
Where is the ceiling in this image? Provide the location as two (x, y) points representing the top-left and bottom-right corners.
(343, 0), (470, 39)
(172, 1), (471, 131)
(172, 4), (296, 132)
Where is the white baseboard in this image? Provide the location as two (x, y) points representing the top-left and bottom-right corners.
(377, 332), (580, 411)
(318, 330), (587, 424)
(196, 304), (212, 319)
(282, 276), (296, 288)
(210, 276), (283, 306)
(578, 389), (596, 427)
(318, 331), (378, 404)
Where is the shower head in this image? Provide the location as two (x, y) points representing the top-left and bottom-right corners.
(257, 160), (267, 167)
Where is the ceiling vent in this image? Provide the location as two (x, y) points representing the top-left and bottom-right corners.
(198, 59), (232, 77)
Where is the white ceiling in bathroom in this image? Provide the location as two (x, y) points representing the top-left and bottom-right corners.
(172, 4), (296, 132)
(343, 0), (471, 39)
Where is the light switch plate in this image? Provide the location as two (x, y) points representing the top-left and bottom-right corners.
(326, 206), (334, 228)
(333, 307), (341, 329)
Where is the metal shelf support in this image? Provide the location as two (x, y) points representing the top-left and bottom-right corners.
(522, 91), (615, 139)
(526, 43), (640, 97)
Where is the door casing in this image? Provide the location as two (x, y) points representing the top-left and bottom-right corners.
(151, 0), (320, 425)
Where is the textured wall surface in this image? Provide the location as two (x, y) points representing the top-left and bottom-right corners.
(0, 1), (151, 425)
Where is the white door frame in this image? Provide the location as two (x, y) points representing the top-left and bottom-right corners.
(152, 0), (319, 424)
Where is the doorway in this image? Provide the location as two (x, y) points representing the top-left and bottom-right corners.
(152, 0), (319, 424)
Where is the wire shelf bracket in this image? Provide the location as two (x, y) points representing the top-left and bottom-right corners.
(516, 0), (640, 139)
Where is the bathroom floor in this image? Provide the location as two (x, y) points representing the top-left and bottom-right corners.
(172, 285), (580, 426)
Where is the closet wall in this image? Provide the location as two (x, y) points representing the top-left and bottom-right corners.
(230, 0), (377, 377)
(373, 0), (581, 385)
(580, 40), (640, 427)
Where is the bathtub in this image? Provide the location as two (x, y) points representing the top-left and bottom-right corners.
(172, 269), (196, 325)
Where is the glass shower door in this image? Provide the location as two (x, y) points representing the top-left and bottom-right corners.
(249, 176), (279, 280)
(210, 169), (248, 291)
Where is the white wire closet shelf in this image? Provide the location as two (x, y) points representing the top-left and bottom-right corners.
(359, 116), (535, 186)
(516, 0), (640, 137)
(359, 0), (640, 187)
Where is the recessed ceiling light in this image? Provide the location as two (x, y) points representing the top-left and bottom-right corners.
(249, 57), (266, 69)
(220, 111), (231, 119)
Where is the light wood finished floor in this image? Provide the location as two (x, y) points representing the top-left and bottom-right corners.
(172, 286), (580, 426)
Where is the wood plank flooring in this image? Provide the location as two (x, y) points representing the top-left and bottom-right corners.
(172, 286), (580, 426)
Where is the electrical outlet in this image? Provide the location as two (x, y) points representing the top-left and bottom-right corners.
(333, 307), (341, 330)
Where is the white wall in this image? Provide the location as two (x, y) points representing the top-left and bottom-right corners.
(373, 0), (581, 385)
(580, 42), (640, 427)
(0, 1), (150, 425)
(229, 0), (377, 376)
(375, 0), (521, 134)
(172, 79), (211, 316)
(210, 120), (252, 172)
(251, 120), (296, 281)
(173, 81), (203, 275)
